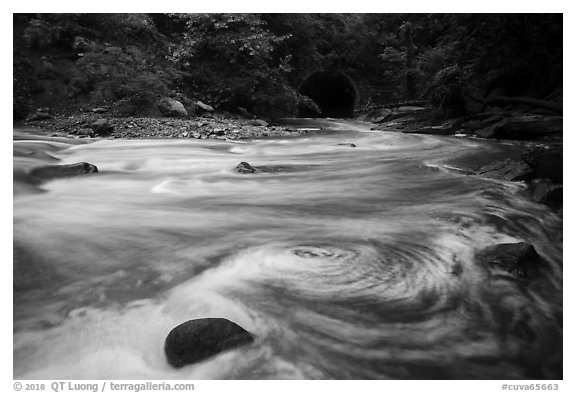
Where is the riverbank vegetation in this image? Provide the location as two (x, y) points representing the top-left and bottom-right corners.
(14, 13), (562, 122)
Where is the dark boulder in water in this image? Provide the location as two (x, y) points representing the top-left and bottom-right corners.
(523, 147), (562, 184)
(476, 242), (546, 279)
(474, 158), (533, 182)
(235, 161), (256, 174)
(524, 179), (563, 209)
(29, 162), (98, 181)
(164, 318), (254, 368)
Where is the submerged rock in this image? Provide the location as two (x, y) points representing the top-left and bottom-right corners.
(475, 242), (545, 279)
(29, 162), (98, 181)
(164, 318), (254, 368)
(236, 161), (256, 174)
(474, 158), (533, 181)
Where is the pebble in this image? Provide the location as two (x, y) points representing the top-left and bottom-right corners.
(23, 113), (313, 141)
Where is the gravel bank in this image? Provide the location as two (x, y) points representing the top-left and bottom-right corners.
(19, 112), (313, 140)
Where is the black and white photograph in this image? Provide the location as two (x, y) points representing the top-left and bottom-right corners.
(11, 5), (567, 386)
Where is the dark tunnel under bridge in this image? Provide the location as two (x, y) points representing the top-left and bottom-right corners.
(298, 72), (357, 118)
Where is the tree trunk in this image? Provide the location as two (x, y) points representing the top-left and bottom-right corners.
(402, 22), (417, 101)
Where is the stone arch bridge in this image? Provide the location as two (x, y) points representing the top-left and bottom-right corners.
(295, 70), (375, 118)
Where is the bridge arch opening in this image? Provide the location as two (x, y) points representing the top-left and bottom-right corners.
(299, 72), (356, 118)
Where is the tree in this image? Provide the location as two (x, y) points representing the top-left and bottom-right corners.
(167, 13), (294, 113)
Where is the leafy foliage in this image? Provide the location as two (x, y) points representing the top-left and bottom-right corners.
(14, 13), (562, 118)
(15, 14), (180, 115)
(22, 14), (160, 50)
(168, 14), (288, 66)
(166, 14), (296, 112)
(373, 14), (562, 114)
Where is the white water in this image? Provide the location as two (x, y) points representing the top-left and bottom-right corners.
(13, 120), (562, 379)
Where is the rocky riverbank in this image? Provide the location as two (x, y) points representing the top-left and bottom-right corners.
(18, 110), (314, 141)
(17, 106), (563, 214)
(365, 106), (562, 142)
(358, 105), (563, 212)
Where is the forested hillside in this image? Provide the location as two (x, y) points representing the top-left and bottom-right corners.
(13, 13), (562, 120)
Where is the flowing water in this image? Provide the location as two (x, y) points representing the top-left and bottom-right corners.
(13, 120), (562, 379)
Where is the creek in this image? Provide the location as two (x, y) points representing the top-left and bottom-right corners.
(13, 119), (562, 379)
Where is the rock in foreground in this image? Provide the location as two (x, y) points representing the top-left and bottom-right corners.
(474, 158), (533, 181)
(165, 318), (254, 368)
(475, 242), (545, 279)
(29, 162), (98, 181)
(236, 161), (256, 174)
